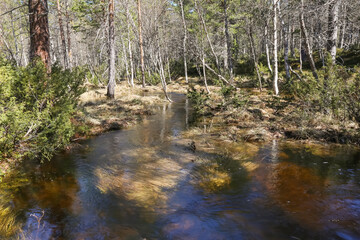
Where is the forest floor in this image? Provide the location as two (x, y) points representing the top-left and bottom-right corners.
(189, 83), (360, 146)
(75, 78), (360, 147)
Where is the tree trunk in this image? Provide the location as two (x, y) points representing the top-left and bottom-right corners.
(327, 0), (340, 64)
(157, 39), (172, 102)
(56, 0), (68, 69)
(339, 4), (347, 49)
(65, 0), (72, 68)
(107, 0), (116, 98)
(249, 25), (262, 91)
(290, 24), (295, 57)
(280, 3), (290, 82)
(137, 0), (146, 88)
(273, 0), (279, 95)
(202, 56), (210, 94)
(10, 12), (19, 66)
(29, 0), (51, 72)
(126, 3), (134, 87)
(299, 27), (303, 73)
(121, 35), (130, 86)
(194, 0), (221, 74)
(300, 0), (318, 80)
(179, 0), (188, 84)
(265, 18), (273, 74)
(223, 0), (233, 81)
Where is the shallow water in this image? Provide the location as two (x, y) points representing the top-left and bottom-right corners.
(1, 93), (359, 240)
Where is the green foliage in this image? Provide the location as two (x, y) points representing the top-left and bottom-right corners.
(257, 62), (270, 75)
(78, 64), (107, 86)
(220, 85), (249, 109)
(289, 56), (360, 123)
(71, 0), (106, 31)
(146, 71), (161, 85)
(0, 60), (85, 161)
(187, 87), (210, 115)
(235, 57), (254, 75)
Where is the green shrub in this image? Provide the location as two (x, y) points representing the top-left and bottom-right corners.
(220, 85), (249, 109)
(289, 55), (360, 123)
(187, 87), (210, 115)
(0, 60), (85, 161)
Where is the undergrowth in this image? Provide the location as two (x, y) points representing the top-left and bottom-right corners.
(0, 59), (85, 162)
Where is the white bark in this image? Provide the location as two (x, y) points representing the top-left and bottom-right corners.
(327, 0), (341, 64)
(273, 0), (279, 95)
(179, 0), (188, 83)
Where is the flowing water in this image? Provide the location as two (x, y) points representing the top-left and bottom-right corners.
(1, 93), (360, 240)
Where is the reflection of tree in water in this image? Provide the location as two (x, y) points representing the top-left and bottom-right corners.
(0, 172), (29, 238)
(259, 143), (360, 237)
(279, 143), (360, 185)
(0, 154), (80, 239)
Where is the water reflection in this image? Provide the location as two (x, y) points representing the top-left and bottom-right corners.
(0, 93), (359, 239)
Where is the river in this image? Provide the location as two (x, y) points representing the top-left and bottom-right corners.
(0, 93), (359, 239)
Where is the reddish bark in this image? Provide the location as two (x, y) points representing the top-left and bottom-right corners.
(29, 0), (51, 72)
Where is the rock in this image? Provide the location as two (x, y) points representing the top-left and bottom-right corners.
(108, 121), (122, 130)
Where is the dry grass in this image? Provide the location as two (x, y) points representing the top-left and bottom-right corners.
(75, 82), (183, 137)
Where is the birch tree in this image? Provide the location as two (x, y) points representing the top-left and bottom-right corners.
(107, 0), (116, 98)
(273, 0), (279, 95)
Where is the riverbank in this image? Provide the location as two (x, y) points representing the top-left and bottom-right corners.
(2, 78), (359, 179)
(186, 80), (360, 146)
(72, 81), (187, 139)
(75, 79), (360, 147)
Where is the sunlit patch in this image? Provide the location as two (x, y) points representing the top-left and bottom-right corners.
(0, 172), (30, 237)
(241, 162), (259, 172)
(192, 162), (232, 192)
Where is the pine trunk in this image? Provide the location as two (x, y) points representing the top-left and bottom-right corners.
(29, 0), (51, 72)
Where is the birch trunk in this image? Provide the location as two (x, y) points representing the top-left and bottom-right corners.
(249, 25), (262, 91)
(107, 0), (116, 98)
(126, 3), (134, 87)
(137, 0), (146, 87)
(194, 0), (221, 74)
(265, 18), (273, 74)
(56, 0), (68, 69)
(202, 56), (210, 94)
(280, 3), (290, 81)
(65, 0), (72, 68)
(327, 0), (340, 64)
(273, 0), (279, 95)
(179, 0), (188, 83)
(300, 0), (318, 80)
(223, 0), (233, 81)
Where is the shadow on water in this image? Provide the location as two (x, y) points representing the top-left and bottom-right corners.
(0, 93), (359, 240)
